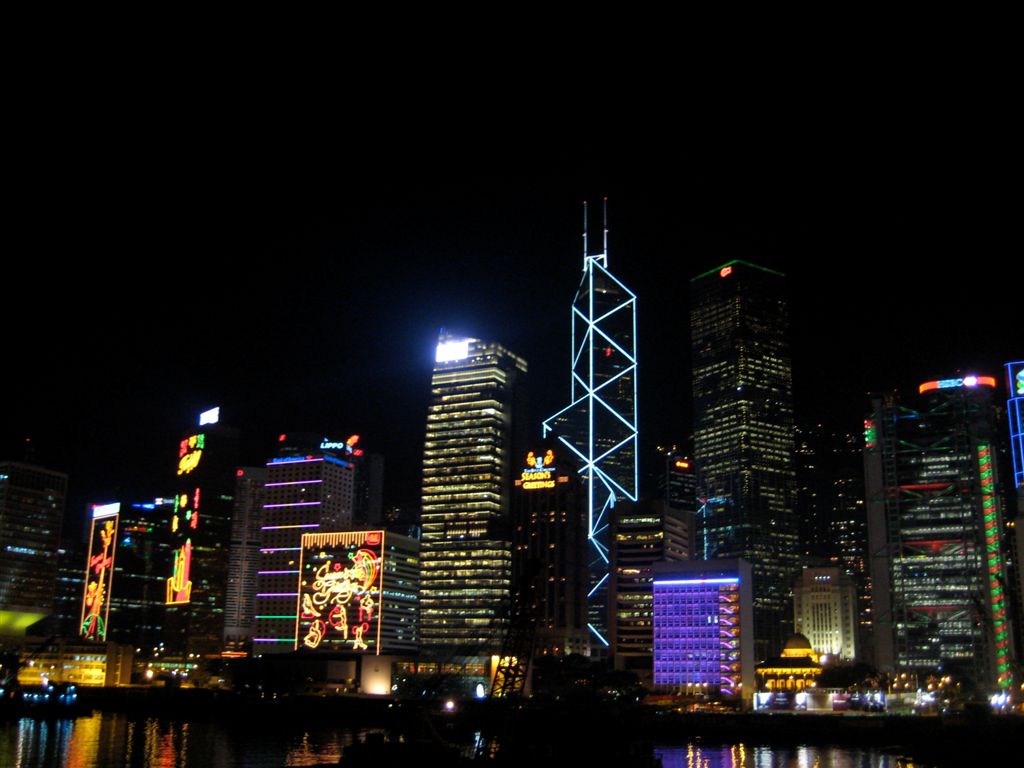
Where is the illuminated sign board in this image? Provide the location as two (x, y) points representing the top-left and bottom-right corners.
(720, 266), (733, 278)
(177, 434), (205, 475)
(81, 503), (119, 641)
(918, 375), (997, 395)
(296, 531), (385, 654)
(319, 434), (363, 456)
(198, 406), (220, 425)
(673, 459), (690, 470)
(166, 540), (193, 604)
(436, 339), (470, 363)
(1009, 362), (1024, 397)
(515, 449), (568, 490)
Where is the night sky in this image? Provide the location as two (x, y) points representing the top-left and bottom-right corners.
(4, 135), (1018, 531)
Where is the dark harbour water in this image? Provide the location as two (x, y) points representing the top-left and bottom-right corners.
(0, 713), (928, 768)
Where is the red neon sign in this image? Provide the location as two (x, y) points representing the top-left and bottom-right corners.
(720, 266), (733, 278)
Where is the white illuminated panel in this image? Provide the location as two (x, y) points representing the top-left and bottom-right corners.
(92, 502), (121, 519)
(199, 406), (221, 425)
(436, 339), (470, 363)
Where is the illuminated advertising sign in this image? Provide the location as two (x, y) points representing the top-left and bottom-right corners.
(436, 339), (470, 363)
(978, 444), (1012, 690)
(673, 459), (690, 470)
(515, 449), (569, 490)
(918, 375), (997, 395)
(81, 503), (119, 641)
(198, 406), (220, 425)
(166, 540), (193, 604)
(177, 434), (205, 475)
(296, 531), (385, 654)
(318, 434), (363, 456)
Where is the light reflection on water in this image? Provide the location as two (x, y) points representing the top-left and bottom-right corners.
(3, 713), (924, 768)
(657, 743), (919, 768)
(2, 713), (360, 768)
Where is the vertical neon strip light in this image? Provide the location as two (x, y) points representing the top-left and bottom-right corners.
(978, 444), (1012, 690)
(543, 201), (638, 647)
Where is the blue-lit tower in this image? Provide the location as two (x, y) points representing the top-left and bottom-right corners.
(1008, 361), (1024, 491)
(544, 202), (638, 650)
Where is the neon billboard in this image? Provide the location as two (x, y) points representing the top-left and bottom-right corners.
(918, 375), (997, 395)
(80, 503), (119, 641)
(177, 434), (205, 475)
(514, 449), (569, 491)
(296, 531), (384, 653)
(166, 540), (193, 604)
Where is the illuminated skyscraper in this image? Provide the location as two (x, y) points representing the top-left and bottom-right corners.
(544, 204), (638, 650)
(865, 374), (1013, 692)
(420, 335), (527, 653)
(253, 435), (357, 654)
(1007, 361), (1024, 490)
(0, 462), (67, 635)
(163, 407), (239, 658)
(690, 260), (799, 661)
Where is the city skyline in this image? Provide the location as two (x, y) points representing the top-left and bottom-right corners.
(3, 178), (1019, 522)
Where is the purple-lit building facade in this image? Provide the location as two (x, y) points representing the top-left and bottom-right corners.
(253, 435), (357, 654)
(652, 559), (753, 702)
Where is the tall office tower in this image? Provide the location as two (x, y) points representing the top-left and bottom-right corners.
(654, 448), (697, 513)
(420, 335), (528, 654)
(163, 407), (239, 658)
(610, 499), (688, 679)
(1008, 361), (1024, 491)
(108, 498), (174, 651)
(690, 261), (799, 661)
(792, 567), (857, 661)
(544, 204), (638, 650)
(511, 446), (589, 656)
(865, 374), (1013, 692)
(253, 436), (357, 654)
(223, 467), (266, 652)
(0, 462), (67, 635)
(652, 559), (754, 702)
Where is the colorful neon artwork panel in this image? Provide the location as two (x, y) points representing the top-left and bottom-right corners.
(80, 505), (119, 641)
(296, 531), (384, 654)
(166, 539), (193, 604)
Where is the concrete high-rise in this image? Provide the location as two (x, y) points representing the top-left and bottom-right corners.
(420, 335), (527, 653)
(511, 445), (589, 656)
(792, 567), (858, 661)
(690, 260), (798, 661)
(223, 467), (266, 652)
(544, 204), (638, 650)
(610, 499), (689, 681)
(0, 462), (67, 635)
(865, 374), (1013, 693)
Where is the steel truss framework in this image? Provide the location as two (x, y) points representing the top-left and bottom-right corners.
(544, 207), (637, 648)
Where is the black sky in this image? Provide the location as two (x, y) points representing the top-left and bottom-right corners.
(4, 122), (1019, 526)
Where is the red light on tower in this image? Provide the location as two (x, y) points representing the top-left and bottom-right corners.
(720, 266), (733, 278)
(278, 434), (287, 442)
(236, 469), (245, 477)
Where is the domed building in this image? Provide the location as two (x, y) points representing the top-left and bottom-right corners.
(755, 633), (822, 692)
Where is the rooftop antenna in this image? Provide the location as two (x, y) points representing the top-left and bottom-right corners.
(602, 196), (608, 266)
(582, 200), (589, 271)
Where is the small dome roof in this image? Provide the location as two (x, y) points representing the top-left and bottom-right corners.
(784, 633), (813, 651)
